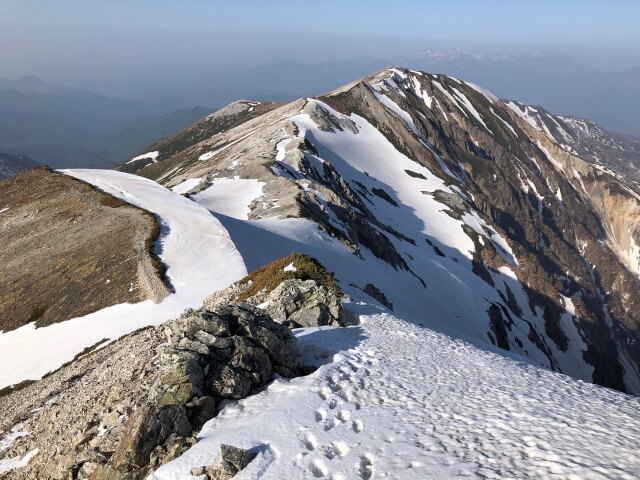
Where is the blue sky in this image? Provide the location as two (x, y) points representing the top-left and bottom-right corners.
(1, 0), (639, 86)
(4, 0), (639, 47)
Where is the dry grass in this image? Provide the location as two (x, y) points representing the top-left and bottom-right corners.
(237, 253), (340, 301)
(99, 196), (128, 208)
(0, 379), (36, 398)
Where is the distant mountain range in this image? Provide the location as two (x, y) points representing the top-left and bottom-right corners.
(96, 48), (640, 138)
(0, 152), (39, 179)
(0, 76), (213, 169)
(0, 48), (638, 173)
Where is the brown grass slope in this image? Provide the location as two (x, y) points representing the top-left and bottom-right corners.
(0, 167), (170, 332)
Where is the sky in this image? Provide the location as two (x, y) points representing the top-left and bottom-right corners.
(1, 0), (639, 94)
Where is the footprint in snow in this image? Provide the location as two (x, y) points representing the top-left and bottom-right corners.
(302, 433), (318, 451)
(311, 459), (329, 478)
(352, 419), (364, 433)
(360, 454), (374, 479)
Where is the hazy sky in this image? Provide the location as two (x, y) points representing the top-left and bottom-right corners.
(1, 0), (639, 89)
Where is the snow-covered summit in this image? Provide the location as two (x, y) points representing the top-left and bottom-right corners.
(121, 66), (640, 395)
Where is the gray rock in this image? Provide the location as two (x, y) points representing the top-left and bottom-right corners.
(176, 337), (210, 356)
(262, 279), (343, 328)
(204, 444), (254, 480)
(0, 296), (300, 479)
(209, 365), (251, 399)
(75, 448), (107, 465)
(191, 465), (206, 476)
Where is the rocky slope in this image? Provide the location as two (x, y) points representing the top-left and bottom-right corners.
(0, 257), (344, 479)
(0, 167), (170, 333)
(122, 67), (640, 394)
(499, 102), (640, 187)
(118, 101), (281, 176)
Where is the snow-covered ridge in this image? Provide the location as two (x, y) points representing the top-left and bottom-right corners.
(104, 66), (640, 395)
(0, 170), (248, 388)
(153, 307), (640, 479)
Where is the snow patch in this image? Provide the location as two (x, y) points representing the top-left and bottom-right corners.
(193, 177), (264, 220)
(0, 449), (39, 474)
(171, 177), (203, 195)
(152, 309), (640, 480)
(275, 138), (291, 161)
(490, 107), (518, 137)
(199, 130), (257, 161)
(126, 151), (159, 164)
(451, 87), (493, 133)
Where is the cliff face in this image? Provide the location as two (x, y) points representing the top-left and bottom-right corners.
(0, 167), (170, 333)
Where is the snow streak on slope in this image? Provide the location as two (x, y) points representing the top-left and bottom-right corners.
(151, 302), (640, 480)
(181, 97), (595, 383)
(295, 100), (476, 258)
(127, 151), (160, 164)
(171, 177), (203, 194)
(193, 178), (264, 220)
(0, 170), (247, 389)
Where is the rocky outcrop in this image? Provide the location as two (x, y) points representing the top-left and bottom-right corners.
(191, 444), (254, 480)
(205, 253), (348, 328)
(248, 279), (342, 328)
(362, 283), (393, 311)
(0, 302), (300, 479)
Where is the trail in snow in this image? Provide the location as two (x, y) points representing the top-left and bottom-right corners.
(151, 301), (640, 480)
(0, 170), (247, 389)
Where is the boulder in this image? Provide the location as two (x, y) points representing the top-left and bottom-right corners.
(191, 444), (254, 480)
(261, 279), (343, 328)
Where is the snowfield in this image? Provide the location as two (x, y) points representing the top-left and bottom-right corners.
(193, 177), (265, 220)
(151, 300), (640, 480)
(0, 170), (247, 389)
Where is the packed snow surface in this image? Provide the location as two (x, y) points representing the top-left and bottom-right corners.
(0, 170), (247, 389)
(193, 177), (264, 220)
(151, 304), (640, 479)
(171, 177), (203, 194)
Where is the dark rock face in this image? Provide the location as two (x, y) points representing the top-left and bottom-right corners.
(157, 304), (300, 409)
(0, 303), (300, 480)
(362, 283), (394, 311)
